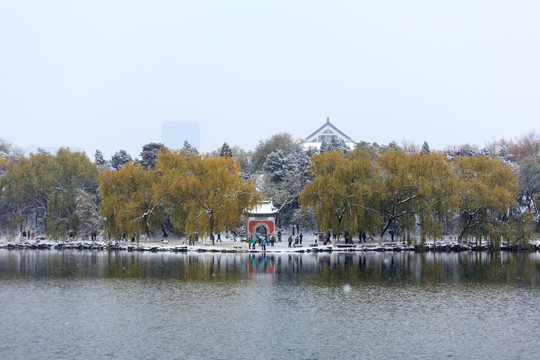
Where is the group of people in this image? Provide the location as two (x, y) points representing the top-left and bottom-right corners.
(319, 231), (369, 245)
(215, 231), (238, 242)
(248, 232), (309, 249)
(287, 233), (303, 248)
(250, 234), (277, 250)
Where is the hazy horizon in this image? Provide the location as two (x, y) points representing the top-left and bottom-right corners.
(1, 1), (538, 159)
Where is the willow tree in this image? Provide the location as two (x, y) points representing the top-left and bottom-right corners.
(1, 148), (98, 239)
(300, 150), (381, 243)
(374, 150), (459, 243)
(453, 156), (518, 243)
(179, 153), (260, 245)
(44, 148), (99, 239)
(153, 149), (191, 236)
(376, 150), (419, 239)
(99, 149), (260, 245)
(99, 162), (165, 243)
(346, 149), (384, 238)
(1, 152), (54, 235)
(412, 152), (459, 244)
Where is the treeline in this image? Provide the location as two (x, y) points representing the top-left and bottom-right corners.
(300, 149), (525, 246)
(0, 132), (539, 245)
(0, 146), (259, 244)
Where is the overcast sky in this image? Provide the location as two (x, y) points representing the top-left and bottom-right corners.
(1, 1), (538, 159)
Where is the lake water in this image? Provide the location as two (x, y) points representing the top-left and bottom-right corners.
(1, 249), (540, 359)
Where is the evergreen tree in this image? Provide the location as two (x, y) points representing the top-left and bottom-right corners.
(285, 147), (309, 175)
(320, 138), (349, 154)
(139, 143), (164, 169)
(110, 150), (132, 170)
(480, 147), (490, 157)
(182, 141), (198, 156)
(263, 150), (287, 182)
(220, 142), (233, 157)
(518, 156), (540, 216)
(74, 188), (103, 238)
(421, 141), (431, 154)
(260, 146), (310, 226)
(94, 150), (105, 165)
(499, 147), (510, 161)
(251, 133), (297, 172)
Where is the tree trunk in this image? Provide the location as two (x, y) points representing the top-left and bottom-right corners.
(380, 217), (392, 238)
(210, 212), (215, 246)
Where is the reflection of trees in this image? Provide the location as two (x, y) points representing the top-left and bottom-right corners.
(2, 251), (540, 287)
(311, 252), (540, 287)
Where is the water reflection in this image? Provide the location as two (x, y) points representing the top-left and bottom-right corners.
(1, 250), (540, 286)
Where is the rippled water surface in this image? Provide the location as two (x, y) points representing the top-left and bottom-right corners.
(1, 250), (540, 359)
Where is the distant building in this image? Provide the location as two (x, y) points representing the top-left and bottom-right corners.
(247, 201), (278, 238)
(302, 117), (356, 150)
(161, 121), (201, 151)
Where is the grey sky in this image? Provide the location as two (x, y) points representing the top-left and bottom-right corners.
(1, 1), (538, 159)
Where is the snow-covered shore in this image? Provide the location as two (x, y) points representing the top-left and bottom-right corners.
(1, 237), (540, 253)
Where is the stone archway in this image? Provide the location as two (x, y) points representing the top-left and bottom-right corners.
(254, 223), (269, 236)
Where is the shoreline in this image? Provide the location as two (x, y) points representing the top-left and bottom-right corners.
(1, 239), (539, 253)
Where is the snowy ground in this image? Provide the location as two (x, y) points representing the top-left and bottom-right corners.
(2, 231), (540, 253)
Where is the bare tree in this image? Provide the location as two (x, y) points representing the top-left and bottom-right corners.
(510, 131), (540, 163)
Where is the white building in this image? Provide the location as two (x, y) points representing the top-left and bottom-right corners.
(247, 201), (278, 237)
(302, 117), (356, 150)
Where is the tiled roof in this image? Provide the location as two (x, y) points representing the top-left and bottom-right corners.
(304, 117), (355, 143)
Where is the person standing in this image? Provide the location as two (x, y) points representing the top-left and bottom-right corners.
(262, 238), (267, 251)
(288, 235), (292, 248)
(252, 236), (257, 250)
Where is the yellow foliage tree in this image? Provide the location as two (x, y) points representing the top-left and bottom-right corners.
(453, 156), (519, 243)
(178, 153), (260, 245)
(376, 150), (419, 239)
(99, 162), (164, 242)
(153, 149), (191, 235)
(99, 149), (260, 246)
(0, 154), (11, 173)
(300, 150), (381, 243)
(375, 150), (459, 243)
(1, 149), (98, 239)
(411, 152), (459, 243)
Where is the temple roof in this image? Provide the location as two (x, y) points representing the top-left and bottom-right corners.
(304, 117), (355, 144)
(248, 201), (278, 215)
